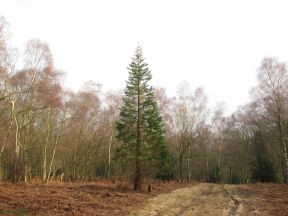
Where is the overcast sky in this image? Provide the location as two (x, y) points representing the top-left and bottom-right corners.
(1, 0), (288, 114)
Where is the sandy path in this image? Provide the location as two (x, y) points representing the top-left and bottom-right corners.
(129, 183), (274, 216)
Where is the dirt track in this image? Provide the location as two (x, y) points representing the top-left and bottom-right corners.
(130, 183), (288, 216)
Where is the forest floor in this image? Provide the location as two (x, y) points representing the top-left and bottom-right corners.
(0, 181), (287, 216)
(0, 180), (195, 216)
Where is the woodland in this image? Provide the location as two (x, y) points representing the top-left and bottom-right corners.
(1, 16), (288, 189)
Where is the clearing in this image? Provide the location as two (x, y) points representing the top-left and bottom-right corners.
(0, 181), (287, 215)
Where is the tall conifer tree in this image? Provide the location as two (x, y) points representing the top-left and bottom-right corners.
(116, 46), (170, 191)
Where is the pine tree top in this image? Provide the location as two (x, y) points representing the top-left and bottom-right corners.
(127, 46), (152, 84)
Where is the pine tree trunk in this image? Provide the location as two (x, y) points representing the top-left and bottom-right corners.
(134, 74), (141, 191)
(134, 160), (141, 191)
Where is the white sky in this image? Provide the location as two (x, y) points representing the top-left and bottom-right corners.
(1, 0), (288, 114)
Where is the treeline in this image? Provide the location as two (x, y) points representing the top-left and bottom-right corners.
(0, 17), (288, 184)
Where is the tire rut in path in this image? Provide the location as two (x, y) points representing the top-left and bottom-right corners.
(222, 186), (241, 216)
